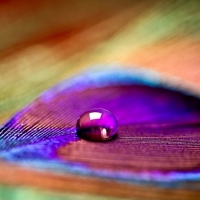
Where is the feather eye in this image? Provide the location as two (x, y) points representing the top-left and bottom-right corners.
(1, 66), (200, 185)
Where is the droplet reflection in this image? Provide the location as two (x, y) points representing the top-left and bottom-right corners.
(76, 108), (118, 141)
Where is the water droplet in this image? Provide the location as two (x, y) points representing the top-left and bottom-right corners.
(76, 108), (118, 141)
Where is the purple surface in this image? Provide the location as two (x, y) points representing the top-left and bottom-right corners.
(0, 66), (200, 188)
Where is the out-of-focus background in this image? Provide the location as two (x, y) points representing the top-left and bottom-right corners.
(0, 0), (200, 199)
(1, 0), (200, 124)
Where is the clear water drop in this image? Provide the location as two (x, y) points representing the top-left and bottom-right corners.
(76, 108), (118, 141)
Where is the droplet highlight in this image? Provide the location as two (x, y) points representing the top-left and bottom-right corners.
(76, 108), (118, 141)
